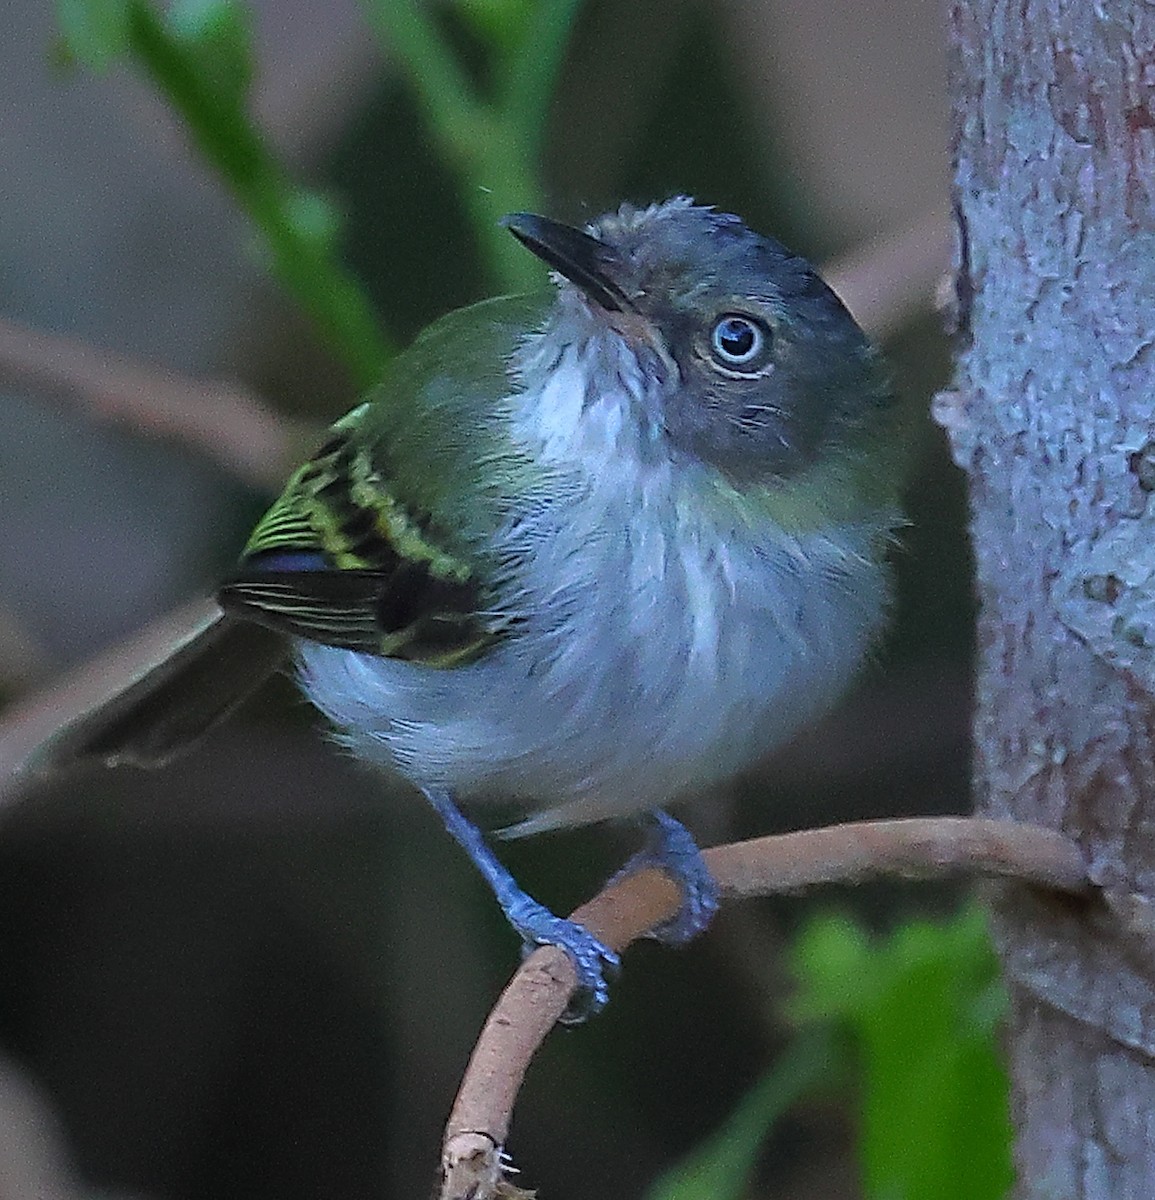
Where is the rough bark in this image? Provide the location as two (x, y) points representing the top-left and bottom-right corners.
(942, 3), (1155, 1196)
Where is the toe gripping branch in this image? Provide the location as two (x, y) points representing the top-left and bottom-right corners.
(610, 809), (720, 945)
(423, 791), (718, 1022)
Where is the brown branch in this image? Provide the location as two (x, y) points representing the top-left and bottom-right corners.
(438, 816), (1090, 1200)
(0, 315), (313, 491)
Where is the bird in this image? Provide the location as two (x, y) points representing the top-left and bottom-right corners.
(34, 197), (904, 1019)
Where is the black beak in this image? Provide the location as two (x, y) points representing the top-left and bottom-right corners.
(501, 212), (631, 313)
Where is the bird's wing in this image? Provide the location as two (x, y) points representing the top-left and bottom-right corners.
(219, 293), (550, 668)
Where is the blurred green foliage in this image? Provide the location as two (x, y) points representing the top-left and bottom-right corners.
(792, 906), (1013, 1199)
(56, 0), (130, 68)
(645, 1026), (840, 1200)
(652, 906), (1011, 1200)
(53, 0), (581, 383)
(358, 0), (581, 291)
(58, 0), (390, 385)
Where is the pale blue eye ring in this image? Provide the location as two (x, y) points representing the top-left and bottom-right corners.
(710, 314), (769, 369)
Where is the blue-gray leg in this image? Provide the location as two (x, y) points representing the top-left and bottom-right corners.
(612, 810), (720, 944)
(421, 787), (620, 1021)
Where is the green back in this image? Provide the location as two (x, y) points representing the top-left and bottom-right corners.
(351, 292), (550, 556)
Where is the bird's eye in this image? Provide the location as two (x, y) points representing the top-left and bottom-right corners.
(709, 314), (771, 371)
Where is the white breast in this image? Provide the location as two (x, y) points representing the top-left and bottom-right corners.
(298, 324), (893, 832)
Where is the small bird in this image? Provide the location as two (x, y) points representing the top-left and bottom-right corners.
(39, 198), (903, 1018)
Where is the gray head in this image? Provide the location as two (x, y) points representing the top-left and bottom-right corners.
(503, 197), (893, 485)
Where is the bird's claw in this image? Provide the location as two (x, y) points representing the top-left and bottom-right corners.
(649, 860), (719, 945)
(515, 907), (620, 1024)
(612, 810), (720, 946)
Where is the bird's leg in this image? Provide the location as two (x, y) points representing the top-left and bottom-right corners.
(610, 810), (720, 945)
(421, 787), (620, 1021)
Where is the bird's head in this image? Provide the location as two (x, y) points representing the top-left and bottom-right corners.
(503, 197), (895, 490)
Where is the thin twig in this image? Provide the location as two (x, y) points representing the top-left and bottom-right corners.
(0, 315), (313, 492)
(439, 817), (1089, 1200)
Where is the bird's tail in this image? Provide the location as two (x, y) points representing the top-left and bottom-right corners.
(5, 603), (288, 780)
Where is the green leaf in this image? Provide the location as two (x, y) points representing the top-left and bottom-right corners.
(119, 0), (390, 384)
(166, 0), (254, 104)
(56, 0), (131, 68)
(787, 910), (877, 1022)
(791, 905), (1013, 1200)
(644, 1027), (841, 1200)
(452, 0), (536, 55)
(283, 188), (343, 254)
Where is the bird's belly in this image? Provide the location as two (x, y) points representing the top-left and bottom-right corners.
(296, 515), (889, 832)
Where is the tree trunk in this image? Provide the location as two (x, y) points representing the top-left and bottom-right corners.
(942, 2), (1155, 1195)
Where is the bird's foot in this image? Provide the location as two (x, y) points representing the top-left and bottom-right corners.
(509, 897), (620, 1023)
(612, 810), (720, 946)
(421, 785), (620, 1023)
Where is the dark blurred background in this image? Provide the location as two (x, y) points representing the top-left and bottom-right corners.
(0, 1), (964, 1197)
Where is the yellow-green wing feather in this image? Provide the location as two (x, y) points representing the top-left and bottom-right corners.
(219, 293), (549, 667)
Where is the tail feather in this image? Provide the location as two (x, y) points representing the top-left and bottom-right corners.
(10, 604), (288, 777)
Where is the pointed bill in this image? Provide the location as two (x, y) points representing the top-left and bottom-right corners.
(501, 213), (632, 313)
